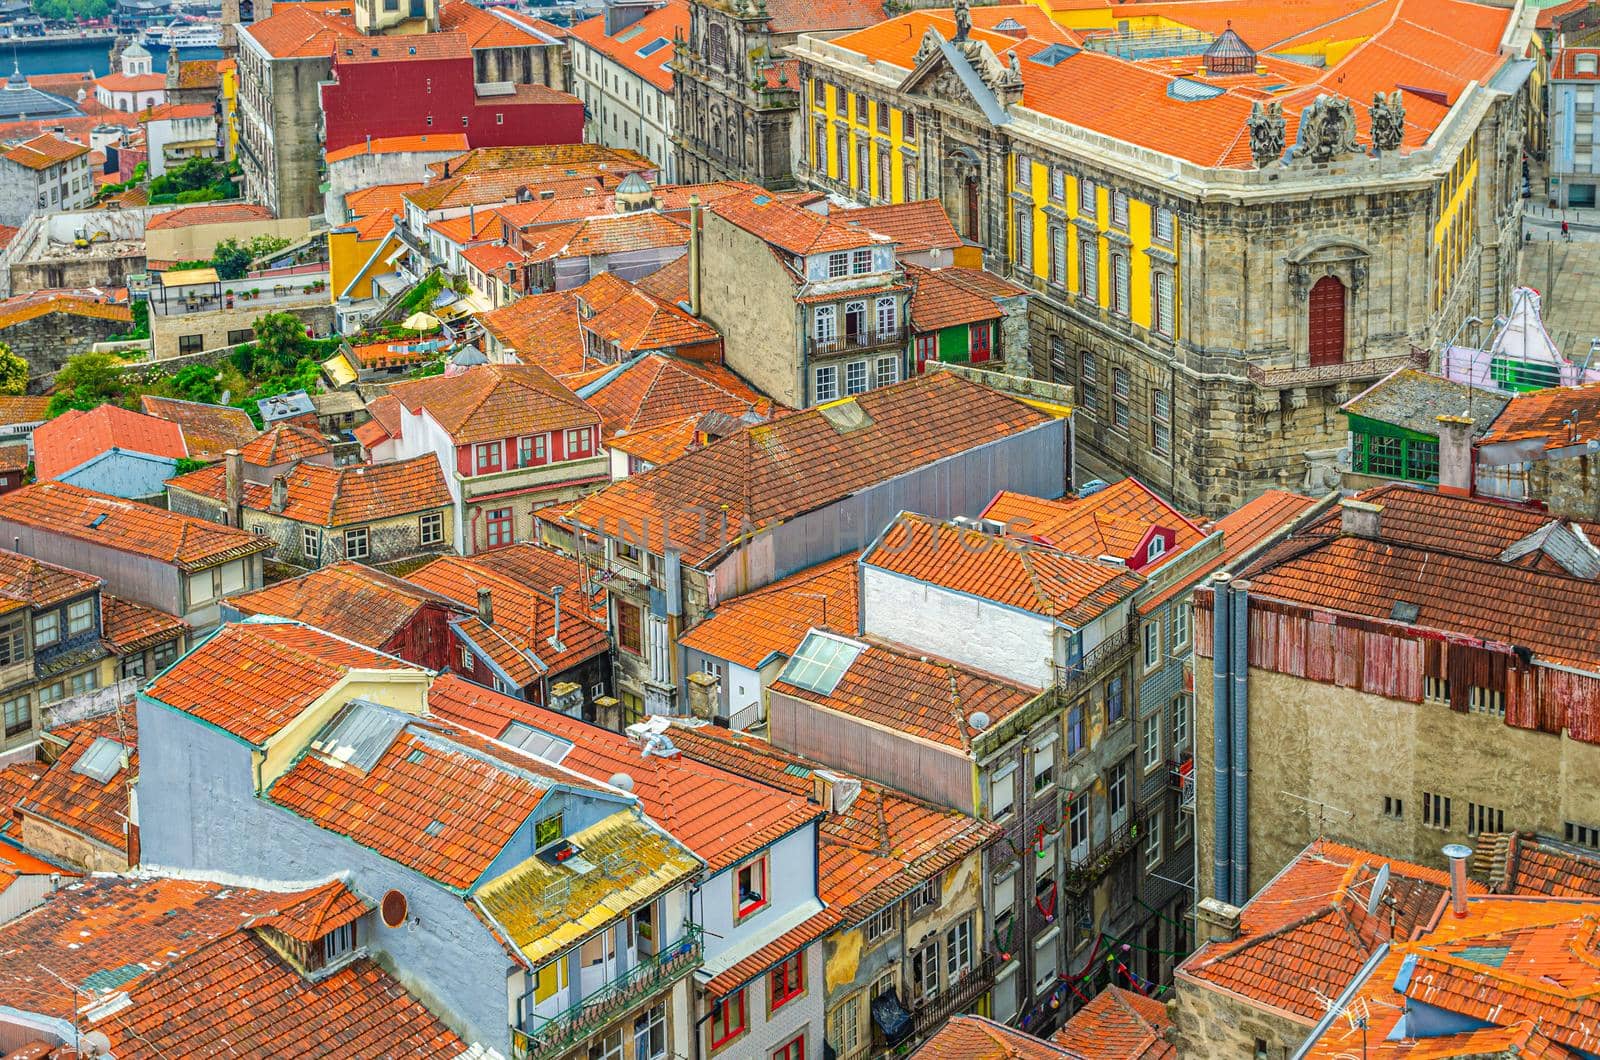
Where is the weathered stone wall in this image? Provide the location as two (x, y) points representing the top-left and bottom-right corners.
(20, 814), (129, 873)
(9, 251), (146, 300)
(1, 311), (131, 378)
(698, 213), (804, 406)
(150, 301), (335, 358)
(1171, 976), (1312, 1060)
(1531, 453), (1600, 520)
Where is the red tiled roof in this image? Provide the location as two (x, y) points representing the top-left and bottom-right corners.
(408, 553), (608, 685)
(453, 540), (595, 598)
(96, 71), (166, 92)
(603, 414), (703, 466)
(1052, 986), (1175, 1059)
(101, 594), (187, 654)
(138, 396), (259, 458)
(438, 0), (561, 48)
(145, 203), (275, 230)
(915, 1015), (1077, 1058)
(1474, 831), (1600, 898)
(1553, 46), (1600, 78)
(1481, 380), (1600, 448)
(550, 372), (1055, 567)
(983, 478), (1207, 568)
(138, 102), (215, 122)
(0, 289), (131, 331)
(461, 241), (524, 273)
(269, 707), (595, 889)
(173, 58), (222, 90)
(389, 363), (598, 444)
(247, 877), (370, 942)
(0, 549), (100, 609)
(167, 453), (451, 527)
(333, 30), (469, 62)
(325, 133), (468, 164)
(0, 396), (50, 426)
(0, 443), (24, 474)
(666, 722), (1000, 995)
(145, 621), (419, 744)
(0, 482), (270, 571)
(1179, 838), (1467, 1022)
(587, 354), (772, 440)
(844, 199), (963, 254)
(0, 224), (18, 252)
(0, 875), (466, 1058)
(713, 191), (886, 256)
(908, 263), (1026, 331)
(773, 635), (1041, 749)
(733, 0), (885, 35)
(681, 553), (859, 669)
(567, 0), (685, 92)
(1540, 0), (1592, 28)
(865, 512), (1144, 625)
(1134, 488), (1320, 613)
(239, 422), (333, 465)
(634, 253), (691, 304)
(18, 704), (136, 857)
(0, 762), (44, 831)
(32, 404), (188, 481)
(517, 212), (690, 263)
(227, 561), (462, 647)
(241, 3), (356, 58)
(427, 675), (822, 873)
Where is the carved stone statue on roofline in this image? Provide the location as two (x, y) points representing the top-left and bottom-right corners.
(1247, 100), (1285, 168)
(953, 0), (971, 42)
(1292, 94), (1360, 165)
(1369, 90), (1406, 154)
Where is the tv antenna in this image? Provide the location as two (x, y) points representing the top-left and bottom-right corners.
(1278, 790), (1354, 836)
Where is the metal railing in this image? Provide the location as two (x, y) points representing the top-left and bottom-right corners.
(1051, 622), (1136, 700)
(1063, 802), (1151, 894)
(909, 956), (996, 1038)
(812, 327), (907, 356)
(1246, 348), (1428, 390)
(1172, 758), (1195, 812)
(513, 924), (703, 1060)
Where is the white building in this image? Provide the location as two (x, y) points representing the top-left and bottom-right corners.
(0, 134), (93, 227)
(93, 42), (166, 113)
(568, 0), (683, 182)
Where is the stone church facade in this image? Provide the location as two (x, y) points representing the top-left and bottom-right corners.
(792, 3), (1533, 515)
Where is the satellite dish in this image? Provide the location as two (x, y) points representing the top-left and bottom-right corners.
(1366, 863), (1392, 917)
(968, 711), (991, 731)
(81, 1032), (112, 1057)
(609, 771), (635, 792)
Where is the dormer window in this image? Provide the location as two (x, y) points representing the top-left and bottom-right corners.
(323, 921), (355, 962)
(826, 253), (848, 279)
(851, 248), (872, 275)
(1147, 535), (1166, 561)
(735, 855), (769, 920)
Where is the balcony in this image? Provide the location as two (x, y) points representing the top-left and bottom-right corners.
(1245, 347), (1428, 390)
(1052, 621), (1136, 701)
(909, 956), (996, 1039)
(513, 924), (702, 1060)
(1172, 757), (1194, 812)
(812, 327), (906, 357)
(1063, 802), (1151, 895)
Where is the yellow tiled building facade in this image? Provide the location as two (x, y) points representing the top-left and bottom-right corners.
(793, 0), (1532, 515)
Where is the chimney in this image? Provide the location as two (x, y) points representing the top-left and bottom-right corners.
(1435, 414), (1475, 497)
(686, 669), (718, 720)
(687, 194), (702, 317)
(1339, 498), (1383, 539)
(1196, 896), (1243, 942)
(1443, 844), (1472, 918)
(547, 584), (564, 652)
(477, 587), (493, 626)
(269, 475), (287, 513)
(224, 448), (243, 526)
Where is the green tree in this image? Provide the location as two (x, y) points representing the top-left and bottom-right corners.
(0, 343), (29, 396)
(46, 352), (127, 416)
(211, 238), (254, 281)
(168, 363), (222, 405)
(249, 312), (310, 376)
(247, 234), (292, 260)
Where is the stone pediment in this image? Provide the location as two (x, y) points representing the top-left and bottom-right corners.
(897, 29), (1018, 125)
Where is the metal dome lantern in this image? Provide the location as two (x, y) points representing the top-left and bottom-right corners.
(1203, 26), (1256, 76)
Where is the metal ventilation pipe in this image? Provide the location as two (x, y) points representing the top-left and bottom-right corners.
(1230, 578), (1252, 903)
(1211, 572), (1233, 903)
(1443, 844), (1473, 918)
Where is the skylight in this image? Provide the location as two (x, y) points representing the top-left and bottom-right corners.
(1028, 44), (1080, 67)
(500, 721), (574, 765)
(1167, 77), (1227, 101)
(616, 24), (645, 42)
(780, 632), (865, 696)
(72, 737), (125, 783)
(636, 37), (669, 57)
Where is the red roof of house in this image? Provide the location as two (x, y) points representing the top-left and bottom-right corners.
(0, 396), (48, 426)
(1553, 46), (1600, 78)
(138, 102), (215, 122)
(713, 191), (886, 256)
(914, 1015), (1078, 1058)
(0, 549), (101, 609)
(1473, 831), (1600, 898)
(167, 453), (452, 528)
(138, 395), (260, 457)
(586, 354), (772, 440)
(0, 875), (465, 1058)
(241, 2), (356, 58)
(1052, 986), (1175, 1059)
(334, 30), (469, 62)
(1480, 380), (1600, 448)
(0, 225), (20, 252)
(145, 203), (275, 230)
(908, 263), (1027, 331)
(32, 404), (188, 481)
(566, 0), (685, 92)
(173, 58), (222, 90)
(438, 0), (563, 48)
(408, 553), (608, 685)
(983, 478), (1208, 568)
(389, 363), (599, 444)
(844, 199), (963, 255)
(239, 422), (332, 465)
(325, 133), (469, 164)
(101, 594), (187, 654)
(227, 561), (462, 647)
(17, 703), (137, 857)
(145, 620), (419, 744)
(0, 289), (131, 331)
(427, 674), (822, 873)
(680, 553), (859, 670)
(96, 71), (166, 93)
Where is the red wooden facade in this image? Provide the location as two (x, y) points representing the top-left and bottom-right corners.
(1195, 588), (1600, 746)
(452, 424), (601, 478)
(378, 600), (461, 673)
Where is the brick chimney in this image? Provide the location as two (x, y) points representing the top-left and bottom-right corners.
(1435, 415), (1475, 497)
(1196, 896), (1243, 942)
(224, 448), (243, 526)
(1339, 498), (1383, 539)
(686, 670), (718, 720)
(269, 475), (287, 513)
(476, 587), (493, 626)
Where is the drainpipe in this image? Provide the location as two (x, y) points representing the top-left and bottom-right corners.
(687, 194), (702, 317)
(1210, 572), (1232, 904)
(1229, 578), (1251, 904)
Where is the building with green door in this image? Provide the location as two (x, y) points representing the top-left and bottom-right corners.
(1340, 368), (1508, 489)
(907, 263), (1030, 375)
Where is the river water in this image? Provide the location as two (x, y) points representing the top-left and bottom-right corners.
(8, 39), (222, 79)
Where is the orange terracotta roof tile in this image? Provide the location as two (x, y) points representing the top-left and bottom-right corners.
(518, 212), (690, 263)
(0, 443), (24, 474)
(408, 553), (608, 684)
(634, 253), (691, 304)
(32, 404), (188, 481)
(427, 674), (822, 873)
(101, 594), (186, 654)
(1133, 488), (1318, 613)
(326, 133), (468, 164)
(0, 396), (50, 426)
(603, 414), (703, 466)
(665, 723), (1000, 994)
(713, 191), (886, 255)
(773, 634), (1041, 749)
(438, 0), (562, 48)
(1475, 831), (1600, 898)
(461, 241), (524, 273)
(2, 133), (88, 171)
(866, 512), (1144, 625)
(389, 363), (598, 443)
(138, 102), (215, 122)
(227, 561), (461, 647)
(144, 620), (420, 744)
(983, 478), (1207, 570)
(0, 549), (100, 609)
(0, 875), (465, 1058)
(550, 372), (1054, 568)
(96, 71), (166, 92)
(587, 355), (771, 440)
(567, 0), (685, 92)
(333, 29), (469, 62)
(843, 199), (963, 254)
(240, 3), (355, 57)
(268, 705), (596, 889)
(0, 762), (44, 830)
(144, 202), (274, 230)
(0, 289), (131, 332)
(915, 1015), (1077, 1058)
(710, 0), (883, 35)
(681, 553), (859, 669)
(138, 396), (259, 458)
(453, 540), (595, 598)
(1052, 986), (1175, 1059)
(173, 58), (221, 89)
(0, 225), (18, 253)
(908, 263), (1026, 331)
(18, 704), (136, 856)
(0, 482), (270, 571)
(167, 453), (451, 527)
(1481, 380), (1600, 448)
(239, 422), (332, 465)
(246, 877), (370, 942)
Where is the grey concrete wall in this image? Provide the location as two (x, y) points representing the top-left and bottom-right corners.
(0, 310), (131, 379)
(150, 301), (334, 358)
(698, 213), (805, 407)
